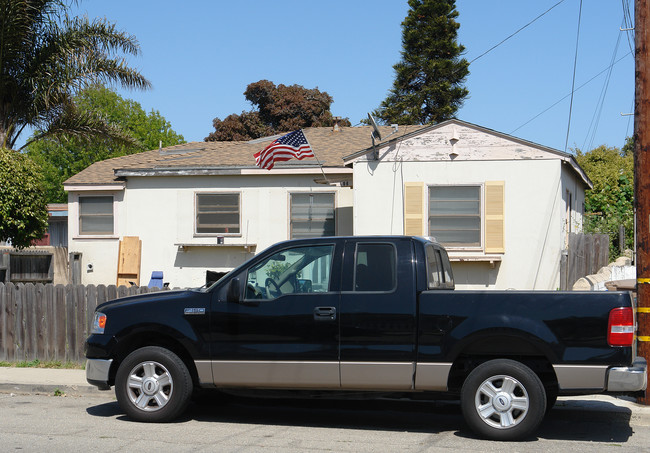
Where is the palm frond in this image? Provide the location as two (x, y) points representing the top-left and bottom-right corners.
(21, 100), (139, 150)
(0, 0), (150, 149)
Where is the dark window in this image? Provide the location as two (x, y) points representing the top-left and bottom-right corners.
(196, 193), (240, 234)
(354, 243), (396, 292)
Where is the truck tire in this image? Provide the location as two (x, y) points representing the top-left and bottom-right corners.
(115, 346), (193, 422)
(460, 359), (546, 441)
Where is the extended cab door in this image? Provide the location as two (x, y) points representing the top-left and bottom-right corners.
(209, 241), (342, 388)
(338, 238), (417, 390)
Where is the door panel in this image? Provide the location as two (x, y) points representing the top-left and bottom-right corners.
(339, 239), (417, 390)
(210, 242), (342, 388)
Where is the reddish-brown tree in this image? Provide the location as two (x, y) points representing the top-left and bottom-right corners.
(205, 80), (350, 141)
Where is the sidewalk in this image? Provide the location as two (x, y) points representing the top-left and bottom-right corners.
(0, 367), (105, 397)
(1, 366), (650, 417)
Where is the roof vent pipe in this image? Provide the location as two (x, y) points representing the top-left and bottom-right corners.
(333, 117), (342, 132)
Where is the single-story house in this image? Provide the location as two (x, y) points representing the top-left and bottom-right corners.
(63, 119), (591, 290)
(344, 119), (591, 290)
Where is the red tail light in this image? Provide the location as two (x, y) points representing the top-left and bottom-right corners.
(608, 307), (635, 346)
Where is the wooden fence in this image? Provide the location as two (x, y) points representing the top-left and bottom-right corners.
(0, 283), (164, 363)
(560, 233), (610, 290)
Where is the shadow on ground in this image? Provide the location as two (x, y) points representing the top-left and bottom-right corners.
(86, 393), (633, 442)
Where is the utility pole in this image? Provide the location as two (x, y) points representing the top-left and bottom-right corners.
(636, 0), (650, 405)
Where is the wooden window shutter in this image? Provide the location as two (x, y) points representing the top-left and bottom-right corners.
(485, 181), (505, 253)
(404, 182), (425, 236)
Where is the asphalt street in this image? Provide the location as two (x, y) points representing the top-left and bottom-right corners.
(2, 367), (650, 451)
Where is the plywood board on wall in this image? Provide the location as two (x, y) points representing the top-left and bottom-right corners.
(117, 236), (141, 287)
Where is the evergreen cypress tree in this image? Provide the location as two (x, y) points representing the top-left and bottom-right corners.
(375, 0), (469, 125)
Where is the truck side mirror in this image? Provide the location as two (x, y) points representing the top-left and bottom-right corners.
(226, 278), (241, 303)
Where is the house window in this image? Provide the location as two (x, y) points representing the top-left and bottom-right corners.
(290, 193), (335, 239)
(429, 185), (481, 247)
(196, 193), (240, 235)
(79, 196), (114, 235)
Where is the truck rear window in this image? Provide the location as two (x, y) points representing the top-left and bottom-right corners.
(426, 245), (454, 289)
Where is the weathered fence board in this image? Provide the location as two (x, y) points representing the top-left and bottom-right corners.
(0, 283), (167, 363)
(560, 233), (610, 290)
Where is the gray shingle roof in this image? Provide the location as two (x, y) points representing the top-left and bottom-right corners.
(64, 125), (425, 186)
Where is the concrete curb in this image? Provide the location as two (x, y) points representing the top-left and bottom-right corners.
(0, 367), (107, 397)
(0, 382), (107, 397)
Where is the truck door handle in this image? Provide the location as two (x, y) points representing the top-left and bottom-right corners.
(313, 306), (336, 321)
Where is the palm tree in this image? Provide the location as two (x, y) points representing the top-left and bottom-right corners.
(0, 0), (151, 150)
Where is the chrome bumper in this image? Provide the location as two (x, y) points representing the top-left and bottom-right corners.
(86, 358), (113, 390)
(607, 358), (647, 392)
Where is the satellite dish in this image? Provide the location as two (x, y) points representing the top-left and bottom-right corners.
(367, 113), (382, 141)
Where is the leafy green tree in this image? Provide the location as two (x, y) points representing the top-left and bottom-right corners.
(206, 80), (351, 141)
(575, 140), (634, 258)
(0, 0), (150, 150)
(27, 85), (185, 203)
(0, 148), (48, 248)
(373, 0), (469, 125)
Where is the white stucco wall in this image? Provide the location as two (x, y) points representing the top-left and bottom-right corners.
(68, 173), (353, 288)
(346, 121), (589, 291)
(352, 158), (567, 290)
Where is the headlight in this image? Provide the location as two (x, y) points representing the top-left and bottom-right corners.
(91, 312), (107, 334)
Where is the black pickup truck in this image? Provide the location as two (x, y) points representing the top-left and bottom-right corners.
(85, 236), (647, 440)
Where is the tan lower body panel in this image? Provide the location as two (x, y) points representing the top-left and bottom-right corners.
(199, 360), (418, 390)
(553, 364), (608, 390)
(340, 362), (415, 390)
(414, 362), (453, 391)
(210, 360), (340, 389)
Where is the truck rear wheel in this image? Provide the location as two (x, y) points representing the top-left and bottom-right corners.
(115, 346), (193, 422)
(460, 359), (546, 441)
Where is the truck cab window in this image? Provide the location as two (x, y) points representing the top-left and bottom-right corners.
(245, 245), (334, 300)
(426, 245), (442, 288)
(426, 245), (455, 289)
(354, 243), (397, 292)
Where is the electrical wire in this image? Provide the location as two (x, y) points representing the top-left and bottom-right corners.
(625, 100), (633, 139)
(469, 0), (567, 65)
(511, 51), (633, 135)
(564, 0), (583, 153)
(581, 21), (623, 152)
(621, 0), (635, 54)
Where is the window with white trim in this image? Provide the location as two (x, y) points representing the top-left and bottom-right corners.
(290, 193), (335, 239)
(429, 185), (481, 247)
(79, 196), (114, 235)
(196, 193), (240, 235)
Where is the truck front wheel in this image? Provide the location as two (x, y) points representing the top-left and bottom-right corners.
(115, 346), (193, 422)
(460, 359), (546, 441)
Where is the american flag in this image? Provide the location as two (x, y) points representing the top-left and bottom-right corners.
(254, 130), (315, 170)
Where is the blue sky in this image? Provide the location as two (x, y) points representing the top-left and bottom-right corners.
(68, 0), (634, 154)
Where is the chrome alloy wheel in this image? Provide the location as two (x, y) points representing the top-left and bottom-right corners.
(474, 374), (529, 429)
(125, 360), (174, 412)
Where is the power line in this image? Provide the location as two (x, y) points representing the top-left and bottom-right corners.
(582, 20), (623, 152)
(511, 51), (633, 135)
(564, 0), (583, 153)
(469, 0), (567, 65)
(621, 0), (635, 54)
